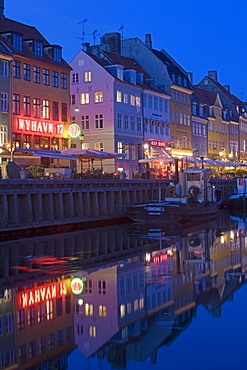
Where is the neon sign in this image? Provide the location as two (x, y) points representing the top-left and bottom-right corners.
(68, 124), (81, 139)
(18, 281), (67, 308)
(151, 140), (166, 147)
(17, 118), (64, 136)
(71, 278), (84, 295)
(153, 254), (168, 264)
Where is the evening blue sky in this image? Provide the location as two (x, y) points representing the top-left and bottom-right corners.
(5, 0), (247, 100)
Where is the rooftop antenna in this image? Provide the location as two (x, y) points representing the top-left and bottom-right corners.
(118, 25), (124, 53)
(92, 30), (100, 45)
(239, 92), (244, 100)
(77, 19), (87, 49)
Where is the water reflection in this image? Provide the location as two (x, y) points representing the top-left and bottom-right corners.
(0, 211), (247, 369)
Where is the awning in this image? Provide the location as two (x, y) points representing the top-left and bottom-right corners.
(14, 148), (77, 160)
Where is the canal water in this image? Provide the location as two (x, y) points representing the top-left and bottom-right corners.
(0, 209), (247, 370)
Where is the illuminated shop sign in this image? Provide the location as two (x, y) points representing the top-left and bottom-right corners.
(153, 253), (168, 264)
(150, 140), (166, 147)
(71, 277), (84, 295)
(18, 281), (67, 308)
(68, 123), (81, 139)
(17, 118), (64, 136)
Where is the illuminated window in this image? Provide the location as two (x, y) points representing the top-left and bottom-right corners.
(89, 326), (96, 337)
(118, 141), (123, 154)
(84, 71), (91, 82)
(81, 93), (89, 104)
(95, 114), (103, 129)
(134, 299), (139, 311)
(43, 69), (49, 85)
(98, 305), (107, 317)
(130, 95), (135, 106)
(23, 63), (30, 81)
(42, 99), (49, 119)
(46, 300), (53, 320)
(48, 333), (54, 350)
(120, 304), (125, 318)
(81, 115), (89, 130)
(127, 302), (132, 314)
(94, 91), (103, 103)
(84, 303), (93, 316)
(37, 303), (45, 323)
(124, 93), (128, 104)
(139, 298), (144, 309)
(116, 90), (122, 102)
(95, 141), (104, 151)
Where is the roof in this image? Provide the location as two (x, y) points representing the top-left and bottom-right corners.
(0, 17), (71, 69)
(207, 76), (244, 107)
(193, 87), (218, 106)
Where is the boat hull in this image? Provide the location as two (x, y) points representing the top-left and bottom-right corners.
(229, 194), (247, 209)
(127, 201), (219, 223)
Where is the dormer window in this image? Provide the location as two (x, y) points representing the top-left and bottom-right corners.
(12, 32), (23, 51)
(53, 46), (62, 63)
(34, 40), (43, 57)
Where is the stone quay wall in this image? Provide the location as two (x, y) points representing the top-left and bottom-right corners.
(0, 179), (170, 234)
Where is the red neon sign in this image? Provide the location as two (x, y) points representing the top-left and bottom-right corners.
(151, 140), (166, 147)
(16, 117), (64, 136)
(153, 254), (168, 264)
(18, 281), (67, 308)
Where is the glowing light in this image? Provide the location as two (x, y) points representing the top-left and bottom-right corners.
(68, 123), (81, 138)
(221, 235), (224, 244)
(78, 299), (84, 305)
(71, 278), (84, 295)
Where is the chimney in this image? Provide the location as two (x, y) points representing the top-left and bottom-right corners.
(145, 34), (152, 49)
(0, 0), (5, 18)
(103, 32), (121, 56)
(208, 70), (218, 82)
(224, 85), (230, 92)
(188, 72), (193, 85)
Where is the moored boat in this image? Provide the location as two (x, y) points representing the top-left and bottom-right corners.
(229, 177), (247, 210)
(127, 167), (221, 224)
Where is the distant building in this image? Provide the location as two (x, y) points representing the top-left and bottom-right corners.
(0, 2), (71, 167)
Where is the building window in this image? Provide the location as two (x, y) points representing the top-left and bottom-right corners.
(37, 302), (45, 323)
(95, 142), (104, 151)
(28, 306), (35, 326)
(131, 116), (135, 130)
(120, 304), (125, 318)
(0, 125), (7, 145)
(71, 94), (75, 105)
(17, 309), (25, 330)
(43, 69), (49, 85)
(124, 114), (129, 129)
(23, 63), (31, 81)
(52, 71), (58, 87)
(0, 93), (8, 112)
(48, 333), (54, 350)
(64, 328), (72, 346)
(12, 32), (23, 51)
(84, 71), (91, 82)
(118, 141), (123, 154)
(61, 102), (67, 121)
(33, 98), (41, 118)
(7, 348), (15, 366)
(56, 297), (63, 316)
(136, 96), (141, 107)
(116, 90), (122, 102)
(98, 280), (106, 294)
(124, 93), (128, 104)
(149, 94), (152, 108)
(39, 337), (46, 354)
(13, 93), (20, 114)
(130, 95), (135, 106)
(53, 46), (62, 63)
(13, 61), (20, 78)
(89, 326), (96, 337)
(81, 115), (89, 130)
(23, 96), (31, 116)
(29, 341), (36, 358)
(84, 303), (93, 316)
(72, 73), (79, 83)
(61, 73), (67, 89)
(95, 114), (103, 129)
(65, 295), (71, 314)
(117, 113), (122, 129)
(52, 101), (59, 120)
(137, 117), (142, 131)
(33, 66), (40, 83)
(154, 96), (158, 110)
(84, 279), (92, 294)
(81, 93), (89, 104)
(42, 100), (49, 119)
(98, 305), (107, 317)
(46, 300), (53, 320)
(18, 345), (26, 363)
(94, 91), (103, 103)
(159, 98), (163, 111)
(33, 40), (43, 57)
(57, 330), (63, 346)
(1, 60), (8, 77)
